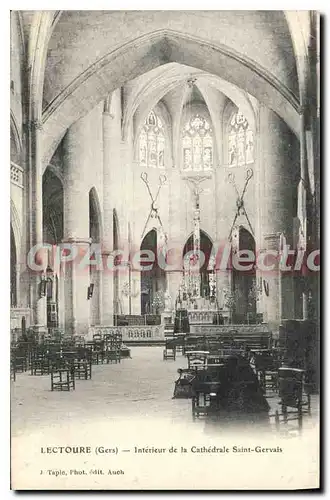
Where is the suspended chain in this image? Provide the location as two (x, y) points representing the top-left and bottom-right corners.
(228, 168), (254, 240)
(140, 172), (167, 241)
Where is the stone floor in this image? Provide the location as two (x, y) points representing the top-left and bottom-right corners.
(10, 346), (320, 490)
(11, 346), (319, 439)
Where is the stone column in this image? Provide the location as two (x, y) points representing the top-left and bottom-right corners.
(214, 165), (231, 312)
(299, 111), (309, 319)
(166, 168), (184, 306)
(63, 117), (92, 337)
(166, 270), (183, 310)
(130, 270), (141, 314)
(102, 96), (114, 325)
(215, 270), (231, 310)
(102, 90), (123, 323)
(117, 261), (130, 315)
(258, 106), (296, 329)
(27, 120), (47, 334)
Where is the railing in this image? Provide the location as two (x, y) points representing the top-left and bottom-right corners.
(114, 314), (161, 326)
(188, 310), (216, 325)
(89, 325), (164, 343)
(190, 323), (271, 337)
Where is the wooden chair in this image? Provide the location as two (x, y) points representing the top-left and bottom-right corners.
(186, 351), (209, 371)
(163, 347), (176, 361)
(30, 349), (51, 375)
(104, 344), (121, 364)
(11, 348), (28, 374)
(191, 374), (222, 418)
(253, 350), (280, 395)
(73, 358), (92, 380)
(173, 368), (195, 398)
(10, 357), (16, 382)
(274, 367), (311, 431)
(51, 367), (75, 391)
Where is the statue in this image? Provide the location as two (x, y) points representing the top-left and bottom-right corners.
(164, 291), (172, 312)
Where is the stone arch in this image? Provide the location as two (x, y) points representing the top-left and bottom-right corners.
(140, 228), (166, 314)
(10, 112), (22, 164)
(113, 208), (120, 250)
(231, 225), (257, 324)
(41, 28), (300, 169)
(223, 100), (256, 169)
(89, 187), (103, 243)
(42, 167), (64, 244)
(10, 199), (21, 307)
(133, 101), (173, 169)
(182, 229), (214, 298)
(28, 11), (62, 121)
(10, 199), (21, 258)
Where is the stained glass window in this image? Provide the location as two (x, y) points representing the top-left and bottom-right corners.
(182, 114), (213, 172)
(228, 111), (254, 167)
(139, 111), (165, 169)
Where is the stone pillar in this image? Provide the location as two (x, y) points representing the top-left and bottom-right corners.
(27, 120), (47, 334)
(63, 117), (92, 337)
(214, 165), (231, 311)
(102, 97), (114, 325)
(117, 261), (130, 315)
(215, 270), (230, 310)
(166, 270), (183, 310)
(102, 90), (122, 324)
(258, 106), (295, 329)
(299, 111), (310, 320)
(130, 270), (141, 314)
(167, 168), (184, 306)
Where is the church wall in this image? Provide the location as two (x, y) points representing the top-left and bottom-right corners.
(10, 12), (23, 140)
(43, 11), (298, 107)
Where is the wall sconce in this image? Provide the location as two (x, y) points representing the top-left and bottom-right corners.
(87, 283), (94, 300)
(263, 279), (270, 297)
(39, 275), (47, 298)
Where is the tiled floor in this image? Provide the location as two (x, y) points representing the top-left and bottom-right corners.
(11, 346), (319, 439)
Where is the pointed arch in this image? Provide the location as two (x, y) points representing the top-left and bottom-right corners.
(223, 101), (255, 169)
(41, 28), (300, 169)
(181, 111), (214, 172)
(10, 199), (21, 257)
(113, 208), (120, 249)
(10, 111), (22, 161)
(89, 187), (103, 243)
(231, 225), (257, 324)
(136, 109), (166, 169)
(10, 199), (21, 307)
(140, 228), (165, 314)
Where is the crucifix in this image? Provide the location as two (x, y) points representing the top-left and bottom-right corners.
(183, 175), (210, 298)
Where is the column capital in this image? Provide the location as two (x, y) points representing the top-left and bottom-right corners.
(103, 112), (115, 119)
(23, 119), (43, 132)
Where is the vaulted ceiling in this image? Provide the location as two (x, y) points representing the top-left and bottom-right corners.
(12, 10), (311, 168)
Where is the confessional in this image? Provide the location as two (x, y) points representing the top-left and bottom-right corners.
(274, 367), (311, 431)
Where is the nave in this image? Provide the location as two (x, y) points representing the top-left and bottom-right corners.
(11, 346), (319, 438)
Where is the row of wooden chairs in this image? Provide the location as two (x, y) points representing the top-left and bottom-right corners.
(11, 331), (128, 388)
(188, 358), (311, 431)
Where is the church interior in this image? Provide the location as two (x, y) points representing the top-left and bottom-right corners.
(10, 11), (320, 438)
